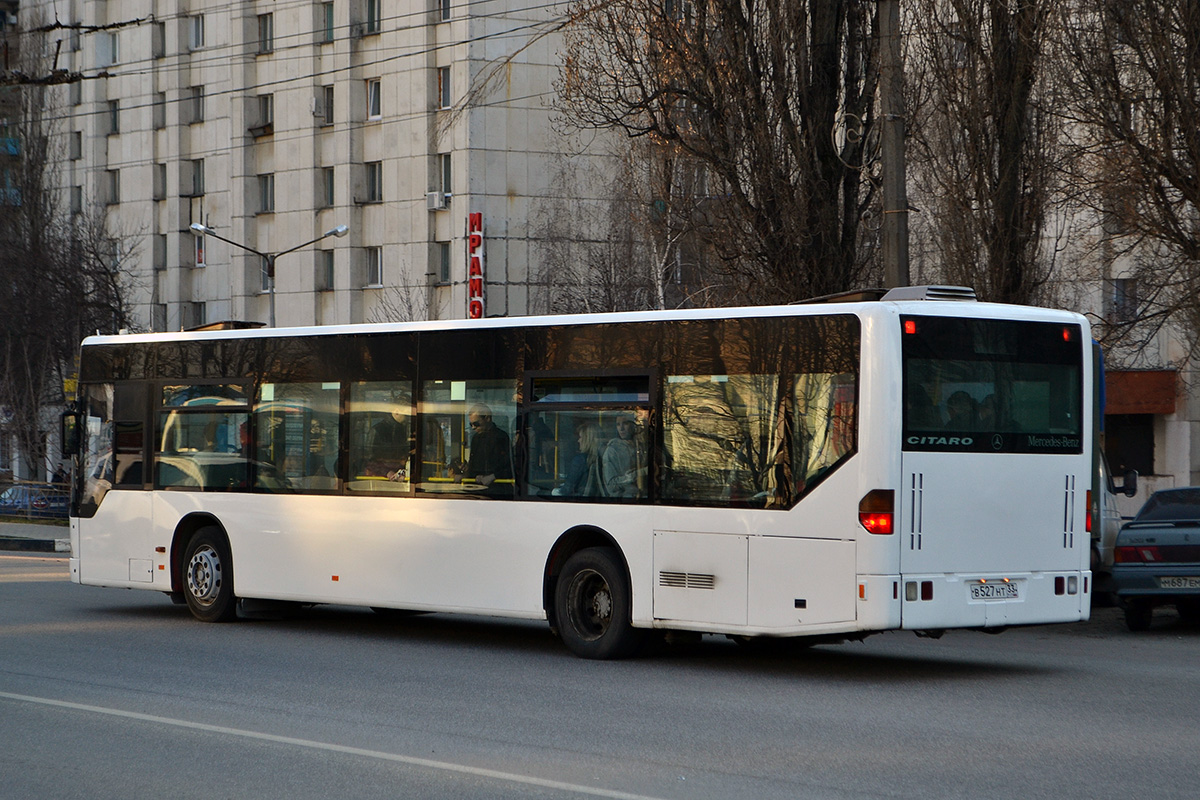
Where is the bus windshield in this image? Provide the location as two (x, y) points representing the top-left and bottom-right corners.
(902, 316), (1083, 454)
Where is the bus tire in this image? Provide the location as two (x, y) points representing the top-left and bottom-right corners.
(555, 547), (644, 660)
(182, 526), (237, 623)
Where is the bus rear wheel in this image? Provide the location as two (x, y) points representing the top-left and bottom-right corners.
(182, 527), (237, 623)
(555, 547), (644, 659)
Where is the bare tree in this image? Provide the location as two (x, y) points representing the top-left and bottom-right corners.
(1059, 1), (1200, 361)
(533, 136), (733, 313)
(556, 0), (882, 304)
(905, 0), (1065, 305)
(0, 24), (134, 478)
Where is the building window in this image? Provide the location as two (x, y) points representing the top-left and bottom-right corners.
(366, 0), (382, 34)
(258, 14), (274, 53)
(69, 131), (82, 160)
(105, 170), (120, 205)
(189, 15), (205, 50)
(440, 0), (451, 22)
(154, 234), (167, 270)
(187, 159), (205, 197)
(261, 256), (272, 292)
(365, 161), (382, 203)
(259, 174), (276, 213)
(100, 32), (120, 66)
(194, 232), (206, 267)
(321, 3), (335, 42)
(251, 94), (274, 137)
(321, 167), (335, 207)
(70, 185), (83, 214)
(322, 85), (335, 126)
(366, 79), (381, 119)
(153, 163), (166, 200)
(438, 66), (451, 109)
(187, 302), (207, 330)
(439, 153), (452, 198)
(365, 247), (383, 287)
(70, 82), (82, 106)
(1109, 278), (1139, 324)
(189, 86), (205, 123)
(152, 22), (165, 58)
(318, 250), (335, 291)
(437, 241), (451, 284)
(153, 92), (166, 129)
(107, 100), (120, 134)
(152, 304), (168, 331)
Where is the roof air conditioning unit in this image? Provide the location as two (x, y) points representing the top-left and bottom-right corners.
(881, 285), (977, 302)
(426, 191), (447, 211)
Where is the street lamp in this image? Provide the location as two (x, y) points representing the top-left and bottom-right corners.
(189, 222), (349, 327)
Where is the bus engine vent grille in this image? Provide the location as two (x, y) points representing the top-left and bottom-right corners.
(659, 571), (717, 590)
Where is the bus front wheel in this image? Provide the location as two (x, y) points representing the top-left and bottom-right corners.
(182, 527), (237, 623)
(555, 547), (644, 660)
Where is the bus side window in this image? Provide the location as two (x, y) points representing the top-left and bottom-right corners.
(255, 382), (342, 493)
(418, 379), (515, 497)
(661, 375), (778, 507)
(346, 382), (413, 493)
(155, 384), (250, 491)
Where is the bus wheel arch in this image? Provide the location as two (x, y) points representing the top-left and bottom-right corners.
(543, 526), (623, 636)
(171, 515), (237, 623)
(544, 527), (644, 659)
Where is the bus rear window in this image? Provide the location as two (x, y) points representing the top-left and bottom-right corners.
(902, 316), (1082, 454)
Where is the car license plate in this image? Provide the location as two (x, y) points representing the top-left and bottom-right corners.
(969, 581), (1019, 600)
(1157, 576), (1200, 590)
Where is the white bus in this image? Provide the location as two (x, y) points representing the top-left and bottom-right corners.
(64, 287), (1093, 658)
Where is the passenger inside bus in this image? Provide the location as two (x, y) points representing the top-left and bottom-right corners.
(604, 413), (647, 499)
(452, 403), (513, 491)
(552, 422), (605, 498)
(364, 400), (411, 481)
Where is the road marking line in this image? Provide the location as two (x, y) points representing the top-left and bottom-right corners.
(0, 572), (71, 581)
(0, 691), (667, 800)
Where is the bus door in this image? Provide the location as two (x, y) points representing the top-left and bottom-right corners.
(898, 315), (1087, 580)
(75, 382), (155, 584)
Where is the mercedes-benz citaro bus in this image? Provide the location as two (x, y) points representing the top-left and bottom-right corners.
(63, 286), (1093, 658)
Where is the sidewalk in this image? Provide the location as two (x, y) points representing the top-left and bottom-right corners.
(0, 521), (70, 553)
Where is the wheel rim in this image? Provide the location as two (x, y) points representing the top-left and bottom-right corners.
(186, 545), (223, 607)
(566, 568), (613, 642)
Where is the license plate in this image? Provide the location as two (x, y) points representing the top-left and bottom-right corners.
(969, 581), (1019, 600)
(1157, 576), (1200, 590)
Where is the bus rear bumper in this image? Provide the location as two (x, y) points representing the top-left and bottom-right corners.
(898, 570), (1091, 629)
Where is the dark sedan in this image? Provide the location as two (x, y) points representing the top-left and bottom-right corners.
(1112, 487), (1200, 631)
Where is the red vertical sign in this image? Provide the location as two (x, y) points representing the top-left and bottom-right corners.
(467, 212), (484, 319)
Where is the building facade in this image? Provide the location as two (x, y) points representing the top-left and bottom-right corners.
(45, 0), (584, 331)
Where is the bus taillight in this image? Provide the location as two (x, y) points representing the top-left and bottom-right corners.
(1086, 489), (1093, 533)
(859, 489), (895, 535)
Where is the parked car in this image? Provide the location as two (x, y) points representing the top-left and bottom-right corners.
(1112, 487), (1200, 630)
(0, 484), (69, 520)
(1090, 452), (1137, 605)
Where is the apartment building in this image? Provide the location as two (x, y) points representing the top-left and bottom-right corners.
(45, 0), (580, 330)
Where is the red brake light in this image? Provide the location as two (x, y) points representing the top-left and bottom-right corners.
(1086, 490), (1093, 534)
(859, 489), (895, 535)
(1114, 545), (1163, 563)
(904, 320), (917, 335)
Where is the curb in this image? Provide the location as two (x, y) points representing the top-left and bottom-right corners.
(0, 537), (70, 553)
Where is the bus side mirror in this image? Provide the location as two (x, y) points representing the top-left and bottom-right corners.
(1120, 470), (1138, 498)
(61, 407), (82, 456)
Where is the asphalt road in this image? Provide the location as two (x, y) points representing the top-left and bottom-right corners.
(2, 552), (1198, 799)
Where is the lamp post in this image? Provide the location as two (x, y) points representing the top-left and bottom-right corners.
(189, 222), (349, 327)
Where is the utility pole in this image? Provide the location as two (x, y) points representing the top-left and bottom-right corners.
(879, 0), (910, 288)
